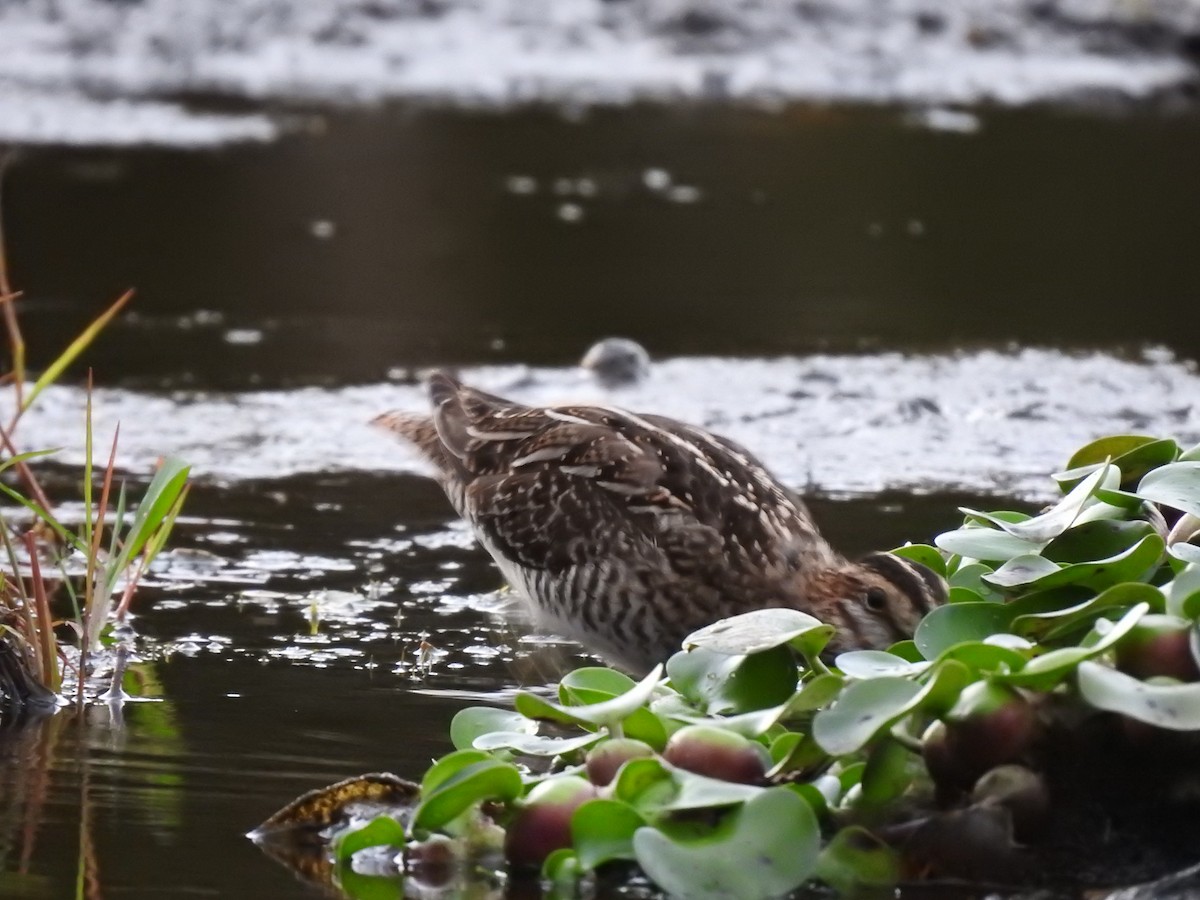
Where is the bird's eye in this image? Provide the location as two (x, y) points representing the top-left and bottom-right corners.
(864, 587), (888, 612)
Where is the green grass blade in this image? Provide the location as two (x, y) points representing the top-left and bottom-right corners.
(0, 483), (88, 554)
(0, 447), (60, 475)
(22, 289), (133, 412)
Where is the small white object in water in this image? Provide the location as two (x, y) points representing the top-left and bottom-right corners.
(557, 202), (584, 223)
(643, 168), (671, 191)
(581, 337), (651, 387)
(310, 219), (336, 239)
(224, 328), (264, 345)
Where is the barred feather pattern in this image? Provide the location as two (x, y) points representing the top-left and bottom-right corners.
(374, 373), (945, 673)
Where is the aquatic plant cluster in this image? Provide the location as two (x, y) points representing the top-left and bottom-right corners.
(268, 434), (1200, 897)
(0, 279), (190, 717)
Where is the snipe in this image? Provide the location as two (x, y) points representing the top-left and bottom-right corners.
(376, 373), (945, 673)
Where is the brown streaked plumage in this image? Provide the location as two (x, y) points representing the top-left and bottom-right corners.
(375, 373), (946, 674)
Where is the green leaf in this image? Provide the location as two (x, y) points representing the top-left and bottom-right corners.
(935, 640), (1029, 674)
(815, 826), (900, 894)
(891, 544), (946, 578)
(835, 650), (930, 679)
(559, 667), (636, 705)
(671, 673), (845, 738)
(1166, 564), (1200, 617)
(984, 535), (1165, 593)
(1137, 461), (1200, 518)
(473, 730), (602, 756)
(332, 815), (407, 861)
(632, 788), (820, 900)
(450, 707), (534, 751)
(571, 799), (646, 870)
(1043, 519), (1155, 564)
(1000, 603), (1149, 690)
(857, 738), (916, 811)
(813, 661), (971, 756)
(935, 525), (1045, 562)
(1064, 436), (1179, 489)
(412, 754), (524, 831)
(666, 645), (798, 716)
(948, 562), (1003, 601)
(336, 865), (404, 900)
(962, 464), (1117, 544)
(1078, 660), (1200, 730)
(683, 608), (834, 659)
(914, 602), (1016, 659)
(612, 757), (764, 813)
(515, 664), (663, 729)
(1010, 582), (1165, 641)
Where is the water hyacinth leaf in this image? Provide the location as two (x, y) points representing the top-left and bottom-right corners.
(891, 544), (946, 577)
(336, 866), (404, 900)
(560, 667), (635, 705)
(571, 799), (646, 870)
(815, 826), (900, 894)
(935, 641), (1028, 674)
(421, 749), (490, 794)
(1170, 543), (1200, 564)
(674, 673), (845, 737)
(812, 679), (922, 757)
(332, 815), (407, 862)
(683, 608), (833, 658)
(914, 602), (1016, 660)
(858, 737), (916, 811)
(613, 757), (764, 813)
(984, 535), (1165, 592)
(450, 707), (534, 751)
(1043, 519), (1156, 565)
(542, 849), (583, 892)
(1165, 563), (1200, 617)
(935, 526), (1046, 562)
(516, 665), (663, 728)
(983, 555), (1060, 589)
(836, 650), (931, 679)
(412, 757), (524, 831)
(964, 464), (1117, 544)
(1001, 603), (1149, 690)
(632, 788), (819, 900)
(1136, 461), (1200, 518)
(612, 757), (678, 810)
(473, 730), (603, 756)
(886, 640), (925, 662)
(667, 645), (798, 715)
(949, 562), (1003, 601)
(1182, 443), (1200, 462)
(1078, 661), (1200, 730)
(1065, 436), (1179, 489)
(1010, 582), (1165, 641)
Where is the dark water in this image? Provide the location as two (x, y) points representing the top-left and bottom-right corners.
(2, 102), (1199, 897)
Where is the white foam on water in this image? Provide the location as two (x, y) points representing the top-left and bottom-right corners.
(0, 0), (1196, 146)
(6, 349), (1199, 498)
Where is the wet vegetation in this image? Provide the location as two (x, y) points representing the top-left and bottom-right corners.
(256, 435), (1200, 898)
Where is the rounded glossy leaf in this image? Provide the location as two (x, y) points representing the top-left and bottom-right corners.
(1043, 519), (1155, 565)
(667, 645), (798, 715)
(949, 562), (1003, 601)
(1065, 436), (1179, 488)
(1078, 660), (1200, 730)
(412, 757), (524, 831)
(1165, 563), (1200, 617)
(936, 526), (1045, 562)
(612, 757), (764, 813)
(571, 799), (646, 871)
(515, 665), (663, 729)
(815, 826), (900, 894)
(963, 464), (1117, 544)
(1010, 582), (1165, 641)
(984, 535), (1165, 592)
(1169, 543), (1200, 565)
(473, 730), (602, 756)
(812, 678), (921, 756)
(935, 641), (1028, 674)
(632, 788), (819, 900)
(673, 673), (845, 738)
(914, 602), (1015, 660)
(450, 707), (534, 751)
(891, 544), (946, 578)
(684, 608), (833, 659)
(1137, 462), (1200, 518)
(1000, 603), (1149, 690)
(560, 667), (635, 705)
(835, 650), (930, 679)
(332, 815), (407, 861)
